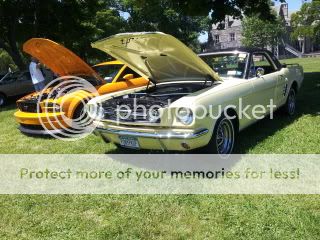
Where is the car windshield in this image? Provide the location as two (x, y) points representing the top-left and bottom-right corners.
(93, 64), (123, 83)
(200, 53), (248, 79)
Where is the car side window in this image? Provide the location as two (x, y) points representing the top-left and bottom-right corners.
(18, 72), (31, 82)
(249, 53), (277, 78)
(1, 74), (16, 84)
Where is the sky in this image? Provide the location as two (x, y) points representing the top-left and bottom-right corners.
(287, 0), (306, 11)
(198, 0), (306, 43)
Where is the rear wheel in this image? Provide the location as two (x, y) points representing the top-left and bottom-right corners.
(285, 88), (296, 116)
(204, 114), (236, 154)
(0, 93), (7, 107)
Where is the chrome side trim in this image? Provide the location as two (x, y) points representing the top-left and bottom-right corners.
(96, 127), (209, 139)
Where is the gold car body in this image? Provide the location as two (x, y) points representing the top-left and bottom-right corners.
(88, 32), (304, 151)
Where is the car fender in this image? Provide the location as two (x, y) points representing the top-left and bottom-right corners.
(62, 90), (95, 118)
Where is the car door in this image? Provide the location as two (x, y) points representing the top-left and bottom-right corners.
(16, 72), (35, 95)
(0, 73), (18, 97)
(249, 52), (279, 114)
(275, 68), (289, 107)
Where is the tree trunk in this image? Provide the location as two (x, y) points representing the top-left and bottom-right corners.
(8, 46), (26, 70)
(302, 37), (306, 54)
(7, 16), (26, 70)
(207, 24), (213, 48)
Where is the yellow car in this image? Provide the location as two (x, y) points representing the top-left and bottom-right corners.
(14, 38), (148, 135)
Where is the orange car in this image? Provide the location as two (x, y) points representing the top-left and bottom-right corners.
(14, 38), (148, 135)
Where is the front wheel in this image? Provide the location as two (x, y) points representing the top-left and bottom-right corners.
(204, 114), (236, 155)
(285, 88), (296, 116)
(72, 103), (90, 126)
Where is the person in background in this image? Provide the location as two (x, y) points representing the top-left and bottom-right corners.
(29, 57), (46, 92)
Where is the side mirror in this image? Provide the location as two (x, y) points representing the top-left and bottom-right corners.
(123, 74), (134, 81)
(256, 67), (265, 78)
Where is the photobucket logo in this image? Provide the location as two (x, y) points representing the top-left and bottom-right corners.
(37, 76), (99, 141)
(201, 98), (277, 121)
(111, 98), (277, 123)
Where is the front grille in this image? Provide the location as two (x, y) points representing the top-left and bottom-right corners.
(102, 97), (168, 124)
(17, 101), (40, 113)
(103, 107), (161, 123)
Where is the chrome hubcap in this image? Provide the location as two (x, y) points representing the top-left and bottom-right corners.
(216, 118), (234, 154)
(288, 90), (296, 115)
(0, 98), (3, 106)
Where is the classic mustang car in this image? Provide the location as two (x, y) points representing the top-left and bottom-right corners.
(0, 68), (53, 107)
(88, 32), (304, 154)
(14, 38), (148, 135)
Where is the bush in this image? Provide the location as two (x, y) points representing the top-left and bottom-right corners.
(0, 50), (17, 73)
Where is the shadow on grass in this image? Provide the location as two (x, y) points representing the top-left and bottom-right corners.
(235, 72), (319, 153)
(106, 72), (320, 155)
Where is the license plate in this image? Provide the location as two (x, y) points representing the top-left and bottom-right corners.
(119, 136), (140, 149)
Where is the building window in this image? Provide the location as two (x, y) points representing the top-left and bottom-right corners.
(230, 33), (235, 42)
(214, 35), (220, 44)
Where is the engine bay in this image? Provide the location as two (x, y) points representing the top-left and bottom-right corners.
(101, 82), (217, 123)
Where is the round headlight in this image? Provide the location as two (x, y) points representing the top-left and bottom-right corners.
(177, 108), (193, 125)
(96, 106), (105, 120)
(148, 108), (160, 123)
(87, 104), (104, 120)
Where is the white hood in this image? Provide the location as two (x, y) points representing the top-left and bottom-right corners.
(91, 32), (221, 84)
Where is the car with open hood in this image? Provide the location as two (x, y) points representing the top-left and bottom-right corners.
(14, 38), (148, 135)
(88, 32), (304, 154)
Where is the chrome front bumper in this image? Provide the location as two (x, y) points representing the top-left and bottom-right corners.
(95, 127), (209, 139)
(94, 126), (210, 151)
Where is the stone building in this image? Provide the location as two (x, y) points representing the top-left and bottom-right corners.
(209, 16), (243, 51)
(205, 3), (311, 56)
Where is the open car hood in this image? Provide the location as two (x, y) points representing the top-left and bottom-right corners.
(23, 38), (98, 77)
(92, 32), (221, 83)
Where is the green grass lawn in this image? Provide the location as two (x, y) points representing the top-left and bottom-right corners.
(0, 58), (319, 239)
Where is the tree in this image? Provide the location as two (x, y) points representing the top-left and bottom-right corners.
(0, 49), (16, 73)
(241, 15), (284, 49)
(135, 0), (286, 24)
(291, 0), (320, 53)
(0, 0), (30, 70)
(118, 0), (209, 51)
(0, 0), (125, 69)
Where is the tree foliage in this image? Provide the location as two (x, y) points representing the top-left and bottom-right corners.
(156, 0), (286, 23)
(291, 0), (320, 44)
(241, 14), (284, 49)
(0, 49), (16, 73)
(0, 0), (125, 69)
(0, 0), (289, 70)
(118, 0), (208, 51)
